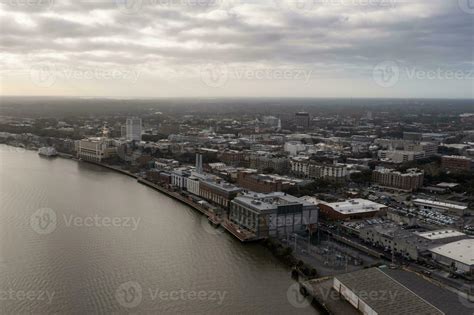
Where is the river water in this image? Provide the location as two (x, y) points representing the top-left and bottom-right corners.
(0, 145), (317, 314)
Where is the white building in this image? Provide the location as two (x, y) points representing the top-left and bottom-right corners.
(171, 169), (190, 189)
(429, 239), (474, 275)
(413, 198), (468, 216)
(290, 159), (348, 181)
(76, 137), (117, 162)
(185, 171), (218, 197)
(284, 141), (306, 156)
(378, 150), (425, 163)
(126, 117), (142, 141)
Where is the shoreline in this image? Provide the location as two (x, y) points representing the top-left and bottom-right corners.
(0, 144), (268, 243)
(79, 159), (259, 243)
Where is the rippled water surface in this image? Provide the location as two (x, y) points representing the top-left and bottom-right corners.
(0, 146), (317, 314)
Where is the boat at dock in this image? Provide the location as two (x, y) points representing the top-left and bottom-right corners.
(38, 147), (58, 157)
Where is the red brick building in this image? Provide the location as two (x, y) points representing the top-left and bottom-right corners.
(441, 156), (473, 172)
(237, 170), (293, 193)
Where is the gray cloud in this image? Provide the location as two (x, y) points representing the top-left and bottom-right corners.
(0, 0), (472, 97)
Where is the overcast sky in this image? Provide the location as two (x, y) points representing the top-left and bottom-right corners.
(0, 0), (473, 98)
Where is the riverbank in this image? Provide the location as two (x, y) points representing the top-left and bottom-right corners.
(79, 159), (260, 243)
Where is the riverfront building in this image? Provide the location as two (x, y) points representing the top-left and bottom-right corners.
(76, 137), (117, 162)
(331, 267), (468, 315)
(199, 180), (242, 209)
(229, 192), (318, 239)
(171, 168), (190, 189)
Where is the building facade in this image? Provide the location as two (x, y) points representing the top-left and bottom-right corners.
(290, 159), (348, 182)
(372, 168), (424, 192)
(295, 112), (310, 129)
(199, 180), (242, 209)
(441, 155), (473, 172)
(378, 150), (425, 163)
(229, 192), (318, 238)
(126, 117), (142, 141)
(76, 137), (117, 162)
(316, 199), (387, 221)
(237, 170), (293, 193)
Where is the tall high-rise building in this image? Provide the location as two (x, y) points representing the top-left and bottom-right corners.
(295, 112), (310, 130)
(126, 117), (142, 141)
(195, 153), (203, 174)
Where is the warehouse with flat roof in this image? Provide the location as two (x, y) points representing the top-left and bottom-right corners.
(429, 239), (474, 275)
(333, 268), (443, 314)
(316, 199), (387, 221)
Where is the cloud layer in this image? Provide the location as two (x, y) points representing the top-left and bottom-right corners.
(1, 0), (473, 98)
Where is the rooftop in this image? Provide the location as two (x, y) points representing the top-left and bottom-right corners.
(413, 199), (468, 210)
(416, 229), (466, 240)
(334, 268), (443, 315)
(201, 180), (242, 194)
(233, 192), (313, 213)
(429, 239), (474, 266)
(322, 199), (386, 215)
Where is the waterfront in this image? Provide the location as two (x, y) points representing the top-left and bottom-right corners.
(0, 145), (317, 314)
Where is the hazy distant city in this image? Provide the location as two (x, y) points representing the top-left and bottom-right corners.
(1, 0), (473, 314)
